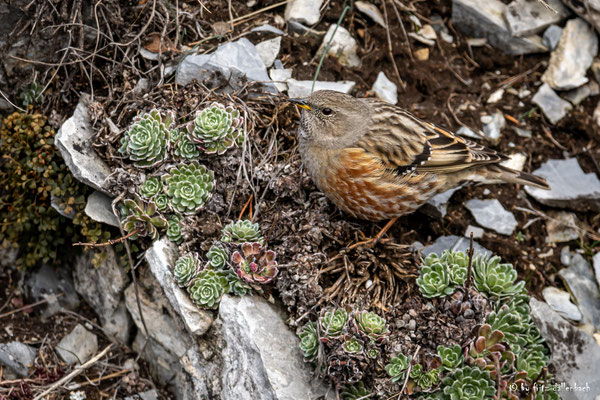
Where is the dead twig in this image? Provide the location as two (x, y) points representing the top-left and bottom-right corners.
(72, 229), (138, 247)
(382, 0), (406, 90)
(0, 294), (64, 320)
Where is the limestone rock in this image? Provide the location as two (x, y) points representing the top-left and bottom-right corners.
(284, 0), (324, 25)
(56, 324), (98, 365)
(318, 24), (361, 68)
(465, 198), (518, 236)
(84, 191), (119, 227)
(531, 83), (572, 125)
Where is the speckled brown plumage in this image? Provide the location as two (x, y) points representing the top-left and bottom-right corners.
(291, 90), (549, 222)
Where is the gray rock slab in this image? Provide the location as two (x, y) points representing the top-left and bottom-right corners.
(84, 191), (119, 227)
(176, 38), (271, 90)
(124, 390), (158, 400)
(255, 36), (281, 68)
(372, 71), (398, 104)
(542, 24), (563, 51)
(318, 24), (360, 68)
(465, 225), (484, 239)
(564, 81), (599, 106)
(465, 198), (518, 235)
(546, 211), (582, 243)
(559, 254), (600, 330)
(542, 286), (582, 321)
(269, 68), (292, 93)
(418, 235), (491, 258)
(56, 324), (98, 365)
(286, 79), (355, 98)
(102, 300), (132, 344)
(0, 342), (37, 378)
(505, 0), (570, 37)
(219, 295), (330, 400)
(55, 96), (112, 194)
(480, 110), (505, 142)
(452, 0), (548, 55)
(542, 18), (598, 90)
(420, 186), (461, 218)
(524, 158), (600, 211)
(284, 0), (324, 25)
(145, 238), (214, 337)
(25, 264), (80, 317)
(593, 252), (600, 288)
(531, 83), (573, 124)
(132, 333), (179, 386)
(530, 298), (600, 400)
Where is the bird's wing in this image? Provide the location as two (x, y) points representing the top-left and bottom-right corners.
(354, 101), (505, 176)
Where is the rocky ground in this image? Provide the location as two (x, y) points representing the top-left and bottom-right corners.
(1, 0), (600, 399)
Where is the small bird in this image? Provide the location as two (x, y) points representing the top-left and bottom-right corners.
(289, 90), (549, 244)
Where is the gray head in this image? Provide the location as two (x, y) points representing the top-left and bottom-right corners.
(289, 90), (370, 148)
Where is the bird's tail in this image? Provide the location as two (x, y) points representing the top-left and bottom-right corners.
(493, 165), (550, 189)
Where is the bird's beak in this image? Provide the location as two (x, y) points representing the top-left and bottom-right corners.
(288, 98), (312, 111)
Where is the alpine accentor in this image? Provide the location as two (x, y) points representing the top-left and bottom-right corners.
(289, 90), (549, 224)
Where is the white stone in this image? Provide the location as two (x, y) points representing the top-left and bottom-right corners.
(408, 25), (437, 46)
(452, 0), (548, 55)
(487, 88), (504, 104)
(419, 235), (491, 257)
(564, 81), (599, 106)
(355, 1), (386, 28)
(421, 186), (462, 218)
(480, 110), (505, 142)
(531, 83), (572, 125)
(269, 68), (293, 93)
(559, 254), (600, 330)
(542, 18), (599, 90)
(0, 342), (37, 378)
(465, 198), (518, 236)
(457, 126), (481, 139)
(546, 211), (582, 243)
(286, 79), (355, 98)
(255, 36), (281, 68)
(284, 0), (324, 25)
(56, 324), (98, 365)
(500, 152), (526, 171)
(542, 287), (582, 321)
(525, 158), (600, 211)
(465, 225), (484, 239)
(55, 96), (112, 194)
(542, 24), (563, 51)
(372, 71), (398, 104)
(505, 0), (570, 37)
(318, 24), (361, 68)
(84, 191), (119, 227)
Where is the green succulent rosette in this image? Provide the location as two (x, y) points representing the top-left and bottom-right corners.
(120, 195), (167, 241)
(220, 219), (263, 244)
(354, 310), (389, 342)
(167, 215), (183, 244)
(319, 308), (349, 339)
(416, 262), (454, 298)
(207, 242), (229, 269)
(154, 193), (168, 212)
(118, 109), (171, 168)
(473, 255), (525, 298)
(342, 338), (363, 354)
(437, 345), (463, 371)
(385, 354), (409, 383)
(173, 133), (201, 159)
(417, 369), (440, 389)
(173, 252), (201, 287)
(516, 344), (548, 380)
(187, 269), (228, 309)
(140, 176), (163, 199)
(223, 270), (251, 296)
(340, 382), (370, 400)
(190, 102), (243, 155)
(163, 161), (215, 215)
(298, 321), (319, 360)
(442, 366), (496, 400)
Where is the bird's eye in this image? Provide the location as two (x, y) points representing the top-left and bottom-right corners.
(322, 108), (333, 116)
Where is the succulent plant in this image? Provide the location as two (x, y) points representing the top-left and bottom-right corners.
(167, 215), (183, 244)
(223, 270), (251, 296)
(320, 308), (349, 340)
(385, 354), (409, 383)
(449, 264), (468, 285)
(416, 369), (440, 389)
(140, 176), (163, 199)
(343, 338), (363, 354)
(169, 127), (182, 143)
(340, 382), (371, 400)
(231, 242), (278, 284)
(416, 262), (454, 298)
(163, 161), (215, 214)
(173, 252), (201, 287)
(410, 363), (424, 379)
(188, 269), (229, 309)
(191, 102), (243, 155)
(465, 324), (515, 377)
(437, 345), (464, 371)
(299, 321), (319, 360)
(516, 343), (548, 380)
(354, 310), (389, 342)
(417, 393), (444, 400)
(118, 109), (171, 168)
(442, 366), (496, 400)
(472, 255), (525, 298)
(120, 195), (167, 241)
(173, 132), (201, 159)
(207, 242), (229, 269)
(221, 219), (263, 244)
(154, 194), (169, 212)
(426, 250), (468, 269)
